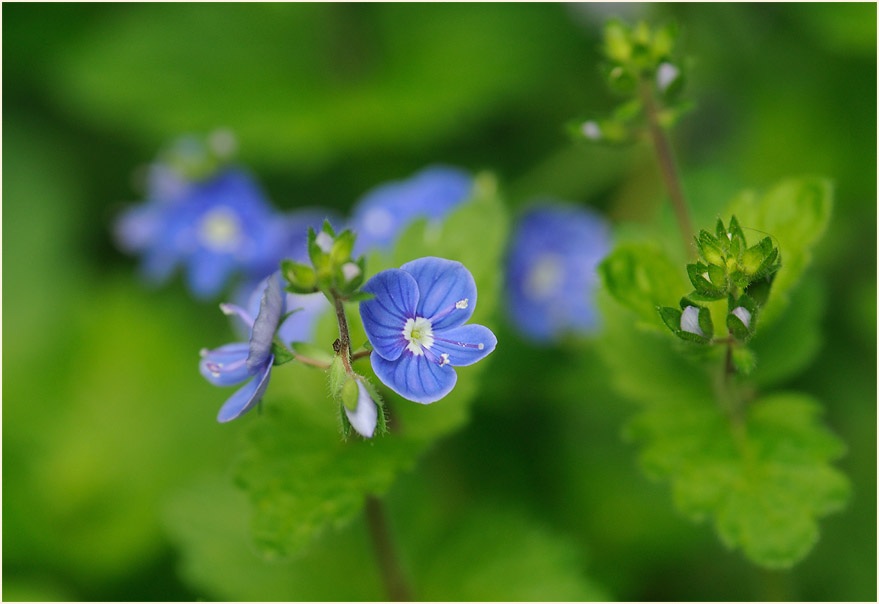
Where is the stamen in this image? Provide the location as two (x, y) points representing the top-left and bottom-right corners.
(439, 353), (450, 366)
(220, 303), (254, 328)
(430, 299), (471, 323)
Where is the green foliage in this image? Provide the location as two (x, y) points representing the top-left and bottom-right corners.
(414, 505), (609, 601)
(626, 392), (849, 568)
(598, 243), (686, 328)
(726, 177), (833, 326)
(233, 185), (508, 558)
(597, 176), (848, 569)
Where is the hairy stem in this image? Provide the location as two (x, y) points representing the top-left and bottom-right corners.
(331, 288), (353, 373)
(366, 496), (412, 601)
(639, 79), (695, 257)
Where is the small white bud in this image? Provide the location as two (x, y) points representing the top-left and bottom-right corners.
(731, 306), (752, 329)
(341, 262), (361, 282)
(315, 231), (334, 253)
(656, 62), (680, 94)
(680, 306), (705, 336)
(345, 381), (378, 438)
(582, 121), (602, 141)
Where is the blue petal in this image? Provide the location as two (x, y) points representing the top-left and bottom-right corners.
(360, 269), (419, 361)
(505, 203), (609, 342)
(278, 292), (332, 345)
(430, 324), (497, 367)
(199, 343), (252, 386)
(400, 257), (476, 331)
(371, 350), (457, 404)
(345, 381), (378, 438)
(247, 274), (285, 373)
(186, 251), (235, 299)
(217, 358), (273, 423)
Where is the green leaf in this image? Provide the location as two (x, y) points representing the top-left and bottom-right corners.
(625, 392), (849, 568)
(749, 276), (824, 388)
(599, 243), (686, 328)
(271, 337), (295, 366)
(726, 177), (833, 326)
(413, 505), (610, 601)
(163, 474), (385, 601)
(234, 184), (508, 558)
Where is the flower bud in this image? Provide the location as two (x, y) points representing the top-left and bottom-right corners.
(680, 305), (704, 336)
(731, 306), (752, 330)
(344, 379), (378, 439)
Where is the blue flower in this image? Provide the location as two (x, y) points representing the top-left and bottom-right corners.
(115, 166), (289, 299)
(199, 274), (285, 422)
(359, 257), (497, 404)
(350, 166), (473, 255)
(505, 203), (610, 342)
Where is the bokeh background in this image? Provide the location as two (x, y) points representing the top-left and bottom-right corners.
(3, 3), (876, 601)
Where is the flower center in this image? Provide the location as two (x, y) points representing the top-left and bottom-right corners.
(198, 206), (242, 252)
(402, 316), (434, 356)
(525, 253), (565, 301)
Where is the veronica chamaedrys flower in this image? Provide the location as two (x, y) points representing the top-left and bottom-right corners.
(359, 257), (497, 404)
(199, 274), (285, 422)
(505, 204), (610, 343)
(115, 160), (289, 299)
(350, 166), (473, 255)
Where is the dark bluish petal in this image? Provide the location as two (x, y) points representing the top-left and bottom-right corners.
(350, 165), (472, 254)
(360, 269), (419, 361)
(345, 381), (378, 438)
(199, 343), (252, 386)
(216, 358), (273, 423)
(247, 274), (285, 373)
(141, 247), (178, 285)
(430, 324), (497, 367)
(400, 257), (476, 331)
(371, 350), (457, 405)
(186, 251), (235, 299)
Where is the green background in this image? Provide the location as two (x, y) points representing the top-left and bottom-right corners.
(3, 3), (876, 601)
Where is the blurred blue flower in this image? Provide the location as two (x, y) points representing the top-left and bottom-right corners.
(350, 166), (473, 255)
(199, 274), (285, 422)
(116, 167), (289, 299)
(505, 203), (611, 342)
(359, 257), (497, 404)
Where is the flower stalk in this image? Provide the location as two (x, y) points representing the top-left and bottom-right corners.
(639, 78), (695, 256)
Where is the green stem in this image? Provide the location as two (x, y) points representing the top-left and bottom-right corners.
(292, 354), (331, 370)
(352, 349), (372, 362)
(639, 79), (695, 257)
(331, 288), (353, 373)
(365, 496), (413, 601)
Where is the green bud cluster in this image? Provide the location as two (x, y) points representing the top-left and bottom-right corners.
(569, 19), (692, 145)
(281, 221), (370, 302)
(160, 129), (237, 182)
(659, 216), (781, 353)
